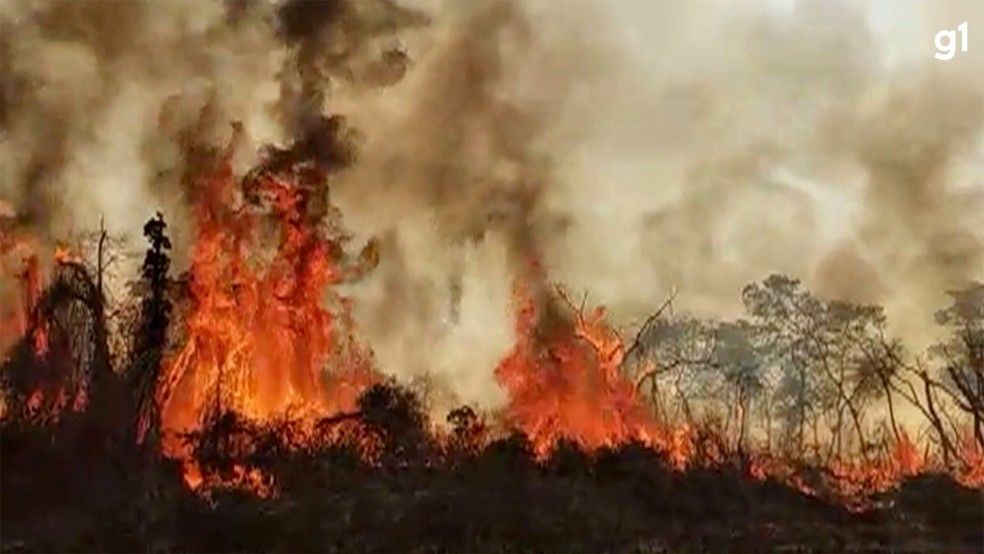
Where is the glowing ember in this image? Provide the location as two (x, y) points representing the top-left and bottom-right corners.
(180, 460), (277, 498)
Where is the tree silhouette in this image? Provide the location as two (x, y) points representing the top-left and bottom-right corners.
(128, 212), (173, 447)
(742, 275), (890, 461)
(713, 320), (767, 456)
(931, 282), (984, 451)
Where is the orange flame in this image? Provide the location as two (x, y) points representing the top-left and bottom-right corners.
(53, 244), (82, 265)
(155, 153), (379, 490)
(956, 428), (984, 488)
(494, 279), (664, 458)
(0, 236), (93, 418)
(1, 234), (52, 355)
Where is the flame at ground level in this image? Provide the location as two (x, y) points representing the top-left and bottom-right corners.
(148, 146), (675, 488)
(0, 236), (90, 419)
(493, 279), (673, 459)
(1, 149), (981, 502)
(153, 154), (380, 486)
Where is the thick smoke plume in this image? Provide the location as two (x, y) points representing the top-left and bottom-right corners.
(1, 0), (982, 411)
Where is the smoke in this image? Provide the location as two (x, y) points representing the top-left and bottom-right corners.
(534, 0), (984, 353)
(836, 68), (984, 348)
(327, 0), (580, 410)
(2, 0), (275, 254)
(2, 0), (983, 410)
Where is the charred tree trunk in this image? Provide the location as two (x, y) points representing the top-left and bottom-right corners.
(764, 396), (773, 455)
(735, 385), (747, 458)
(844, 397), (868, 462)
(827, 406), (843, 464)
(85, 220), (128, 447)
(797, 367), (806, 459)
(879, 372), (901, 444)
(920, 371), (955, 466)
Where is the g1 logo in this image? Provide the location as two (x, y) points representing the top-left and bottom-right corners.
(935, 22), (968, 61)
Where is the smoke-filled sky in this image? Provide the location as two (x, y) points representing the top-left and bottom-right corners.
(509, 0), (983, 345)
(1, 0), (982, 410)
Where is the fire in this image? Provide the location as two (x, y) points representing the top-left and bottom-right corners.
(1, 141), (981, 505)
(956, 428), (984, 487)
(494, 278), (663, 458)
(824, 430), (925, 500)
(155, 149), (380, 488)
(0, 237), (88, 418)
(0, 240), (44, 356)
(53, 244), (82, 265)
(1, 239), (83, 358)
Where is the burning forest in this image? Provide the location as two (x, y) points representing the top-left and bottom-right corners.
(1, 0), (983, 552)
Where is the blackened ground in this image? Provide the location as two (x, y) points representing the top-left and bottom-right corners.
(1, 385), (981, 553)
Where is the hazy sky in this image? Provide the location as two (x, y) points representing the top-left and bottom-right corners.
(598, 0), (982, 229)
(609, 0), (978, 70)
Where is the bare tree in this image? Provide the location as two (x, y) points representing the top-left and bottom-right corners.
(742, 275), (893, 462)
(930, 283), (984, 452)
(713, 320), (766, 456)
(627, 312), (717, 426)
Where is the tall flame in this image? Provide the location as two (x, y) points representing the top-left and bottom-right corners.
(0, 237), (90, 417)
(494, 278), (662, 457)
(0, 241), (45, 357)
(157, 153), (378, 465)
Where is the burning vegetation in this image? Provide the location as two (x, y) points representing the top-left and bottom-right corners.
(1, 0), (983, 552)
(2, 115), (982, 551)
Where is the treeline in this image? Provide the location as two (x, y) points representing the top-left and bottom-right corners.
(626, 274), (983, 469)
